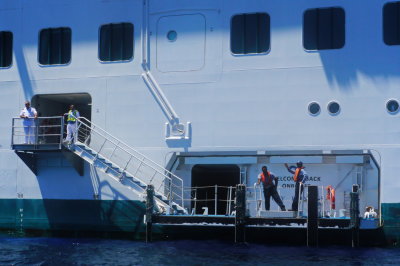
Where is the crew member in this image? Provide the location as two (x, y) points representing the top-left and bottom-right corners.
(257, 166), (286, 211)
(285, 161), (308, 211)
(64, 105), (80, 144)
(19, 101), (38, 144)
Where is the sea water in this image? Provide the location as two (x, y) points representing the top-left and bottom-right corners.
(0, 237), (399, 265)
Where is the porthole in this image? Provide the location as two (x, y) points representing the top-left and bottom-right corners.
(308, 102), (321, 116)
(167, 30), (177, 42)
(386, 99), (399, 114)
(327, 101), (340, 115)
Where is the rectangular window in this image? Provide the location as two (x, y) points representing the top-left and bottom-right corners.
(383, 2), (400, 45)
(99, 23), (134, 62)
(0, 31), (13, 68)
(39, 27), (71, 65)
(231, 13), (270, 55)
(303, 7), (345, 50)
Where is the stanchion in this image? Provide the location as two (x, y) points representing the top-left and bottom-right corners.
(235, 184), (246, 243)
(307, 186), (318, 247)
(145, 185), (154, 243)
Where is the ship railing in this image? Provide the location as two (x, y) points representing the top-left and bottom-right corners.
(11, 116), (64, 150)
(74, 116), (184, 210)
(159, 183), (353, 219)
(183, 185), (237, 216)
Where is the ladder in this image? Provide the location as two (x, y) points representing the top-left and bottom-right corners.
(66, 116), (186, 214)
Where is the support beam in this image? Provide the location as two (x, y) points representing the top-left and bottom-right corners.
(235, 184), (246, 243)
(307, 186), (318, 247)
(145, 185), (154, 243)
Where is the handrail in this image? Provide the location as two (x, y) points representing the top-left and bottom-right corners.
(11, 117), (64, 148)
(75, 116), (184, 208)
(78, 116), (183, 183)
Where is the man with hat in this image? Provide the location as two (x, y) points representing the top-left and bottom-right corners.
(257, 166), (286, 211)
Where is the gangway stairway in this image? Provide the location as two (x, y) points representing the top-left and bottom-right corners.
(11, 116), (187, 215)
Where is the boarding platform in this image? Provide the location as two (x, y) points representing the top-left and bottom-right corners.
(145, 184), (378, 246)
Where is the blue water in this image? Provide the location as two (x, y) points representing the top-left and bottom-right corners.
(0, 237), (399, 265)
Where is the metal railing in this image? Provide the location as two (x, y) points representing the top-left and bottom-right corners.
(11, 116), (64, 149)
(180, 184), (351, 219)
(75, 116), (184, 210)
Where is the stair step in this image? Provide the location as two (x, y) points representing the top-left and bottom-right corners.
(70, 137), (186, 213)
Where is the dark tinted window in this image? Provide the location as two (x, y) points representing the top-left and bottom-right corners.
(328, 101), (340, 114)
(231, 13), (270, 54)
(308, 102), (321, 115)
(386, 99), (399, 113)
(99, 23), (133, 61)
(303, 7), (345, 50)
(39, 27), (71, 65)
(0, 31), (12, 68)
(383, 2), (400, 45)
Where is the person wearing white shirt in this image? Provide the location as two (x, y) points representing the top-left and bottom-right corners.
(19, 101), (38, 144)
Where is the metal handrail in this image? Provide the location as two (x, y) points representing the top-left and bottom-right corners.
(75, 116), (184, 209)
(11, 117), (64, 148)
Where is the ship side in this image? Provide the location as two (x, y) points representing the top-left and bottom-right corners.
(0, 0), (399, 245)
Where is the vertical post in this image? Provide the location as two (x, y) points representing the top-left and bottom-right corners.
(145, 185), (154, 243)
(214, 185), (217, 215)
(350, 187), (360, 247)
(307, 186), (318, 247)
(235, 184), (246, 243)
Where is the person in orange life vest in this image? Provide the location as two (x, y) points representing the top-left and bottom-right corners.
(285, 161), (308, 211)
(257, 166), (286, 211)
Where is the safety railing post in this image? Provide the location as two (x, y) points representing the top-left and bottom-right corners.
(11, 118), (15, 147)
(214, 185), (217, 215)
(181, 179), (184, 209)
(194, 188), (197, 215)
(60, 117), (65, 149)
(35, 118), (39, 148)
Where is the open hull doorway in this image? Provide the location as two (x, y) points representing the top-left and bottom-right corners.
(191, 165), (240, 215)
(31, 93), (92, 121)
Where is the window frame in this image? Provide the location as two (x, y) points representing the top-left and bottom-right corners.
(230, 12), (271, 56)
(302, 6), (346, 52)
(98, 22), (134, 63)
(38, 27), (72, 67)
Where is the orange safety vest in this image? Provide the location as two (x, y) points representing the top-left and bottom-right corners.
(326, 185), (336, 209)
(293, 167), (304, 182)
(260, 171), (273, 186)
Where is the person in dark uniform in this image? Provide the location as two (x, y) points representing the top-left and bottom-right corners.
(257, 166), (286, 211)
(285, 161), (308, 211)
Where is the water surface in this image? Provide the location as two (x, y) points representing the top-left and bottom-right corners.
(0, 237), (398, 265)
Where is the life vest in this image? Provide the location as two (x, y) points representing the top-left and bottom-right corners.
(260, 171), (273, 186)
(326, 185), (336, 209)
(293, 167), (304, 182)
(67, 110), (78, 122)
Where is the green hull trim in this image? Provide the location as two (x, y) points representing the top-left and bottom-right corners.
(0, 199), (399, 246)
(382, 203), (400, 246)
(0, 199), (152, 239)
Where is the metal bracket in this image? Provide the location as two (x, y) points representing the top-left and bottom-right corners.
(165, 122), (191, 140)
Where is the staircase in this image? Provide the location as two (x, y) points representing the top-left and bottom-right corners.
(66, 116), (186, 214)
